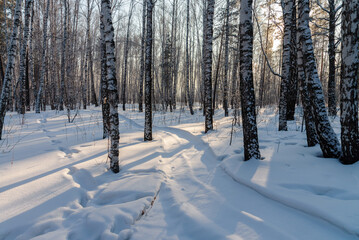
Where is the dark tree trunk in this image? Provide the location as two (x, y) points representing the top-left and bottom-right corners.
(340, 0), (359, 164)
(144, 0), (153, 141)
(0, 56), (4, 89)
(59, 0), (67, 111)
(286, 0), (297, 120)
(35, 0), (50, 113)
(186, 0), (194, 115)
(239, 0), (261, 160)
(327, 0), (336, 116)
(223, 0), (230, 117)
(18, 0), (33, 115)
(279, 0), (295, 131)
(203, 0), (214, 133)
(138, 0), (146, 112)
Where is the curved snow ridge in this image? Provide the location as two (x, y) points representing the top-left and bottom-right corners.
(221, 156), (359, 236)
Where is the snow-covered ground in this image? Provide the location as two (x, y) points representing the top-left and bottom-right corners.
(0, 106), (358, 240)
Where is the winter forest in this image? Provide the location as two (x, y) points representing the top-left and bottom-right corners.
(0, 0), (358, 239)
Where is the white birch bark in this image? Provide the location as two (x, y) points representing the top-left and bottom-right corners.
(340, 0), (359, 164)
(18, 0), (33, 115)
(0, 0), (22, 140)
(101, 0), (120, 173)
(239, 0), (261, 160)
(298, 0), (340, 158)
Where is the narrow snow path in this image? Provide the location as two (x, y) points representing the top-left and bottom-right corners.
(119, 120), (357, 240)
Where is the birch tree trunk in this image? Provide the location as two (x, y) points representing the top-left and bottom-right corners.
(144, 0), (153, 141)
(223, 0), (229, 117)
(279, 0), (294, 131)
(231, 19), (240, 110)
(138, 0), (146, 112)
(298, 0), (340, 158)
(327, 0), (336, 116)
(171, 0), (179, 110)
(18, 0), (33, 115)
(101, 0), (120, 173)
(203, 0), (214, 133)
(340, 0), (359, 164)
(35, 0), (50, 113)
(286, 0), (297, 120)
(121, 0), (134, 111)
(0, 0), (22, 140)
(100, 10), (109, 139)
(87, 0), (97, 107)
(239, 0), (261, 160)
(297, 24), (318, 147)
(29, 7), (35, 110)
(186, 0), (194, 115)
(59, 0), (67, 111)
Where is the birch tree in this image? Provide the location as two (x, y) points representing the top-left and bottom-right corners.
(297, 22), (318, 147)
(279, 0), (296, 131)
(0, 0), (22, 140)
(144, 0), (153, 141)
(239, 0), (261, 160)
(100, 8), (109, 139)
(18, 0), (33, 115)
(101, 0), (120, 173)
(298, 0), (340, 158)
(186, 0), (194, 115)
(121, 0), (134, 111)
(86, 0), (97, 107)
(138, 0), (146, 112)
(340, 0), (358, 164)
(59, 0), (67, 111)
(203, 0), (214, 133)
(223, 0), (229, 117)
(35, 0), (50, 113)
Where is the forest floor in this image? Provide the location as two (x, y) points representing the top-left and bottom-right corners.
(0, 106), (358, 240)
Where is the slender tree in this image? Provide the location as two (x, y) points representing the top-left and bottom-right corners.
(286, 0), (297, 120)
(144, 0), (154, 141)
(203, 0), (214, 133)
(35, 0), (51, 113)
(18, 0), (33, 115)
(121, 0), (134, 111)
(186, 0), (194, 115)
(223, 0), (230, 117)
(279, 0), (296, 131)
(327, 0), (338, 116)
(59, 0), (67, 111)
(100, 8), (109, 139)
(298, 0), (340, 158)
(340, 0), (359, 164)
(0, 0), (22, 140)
(138, 0), (146, 112)
(239, 0), (261, 160)
(101, 0), (120, 173)
(297, 22), (318, 147)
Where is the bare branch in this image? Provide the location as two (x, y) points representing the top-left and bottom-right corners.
(253, 8), (282, 78)
(316, 0), (330, 14)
